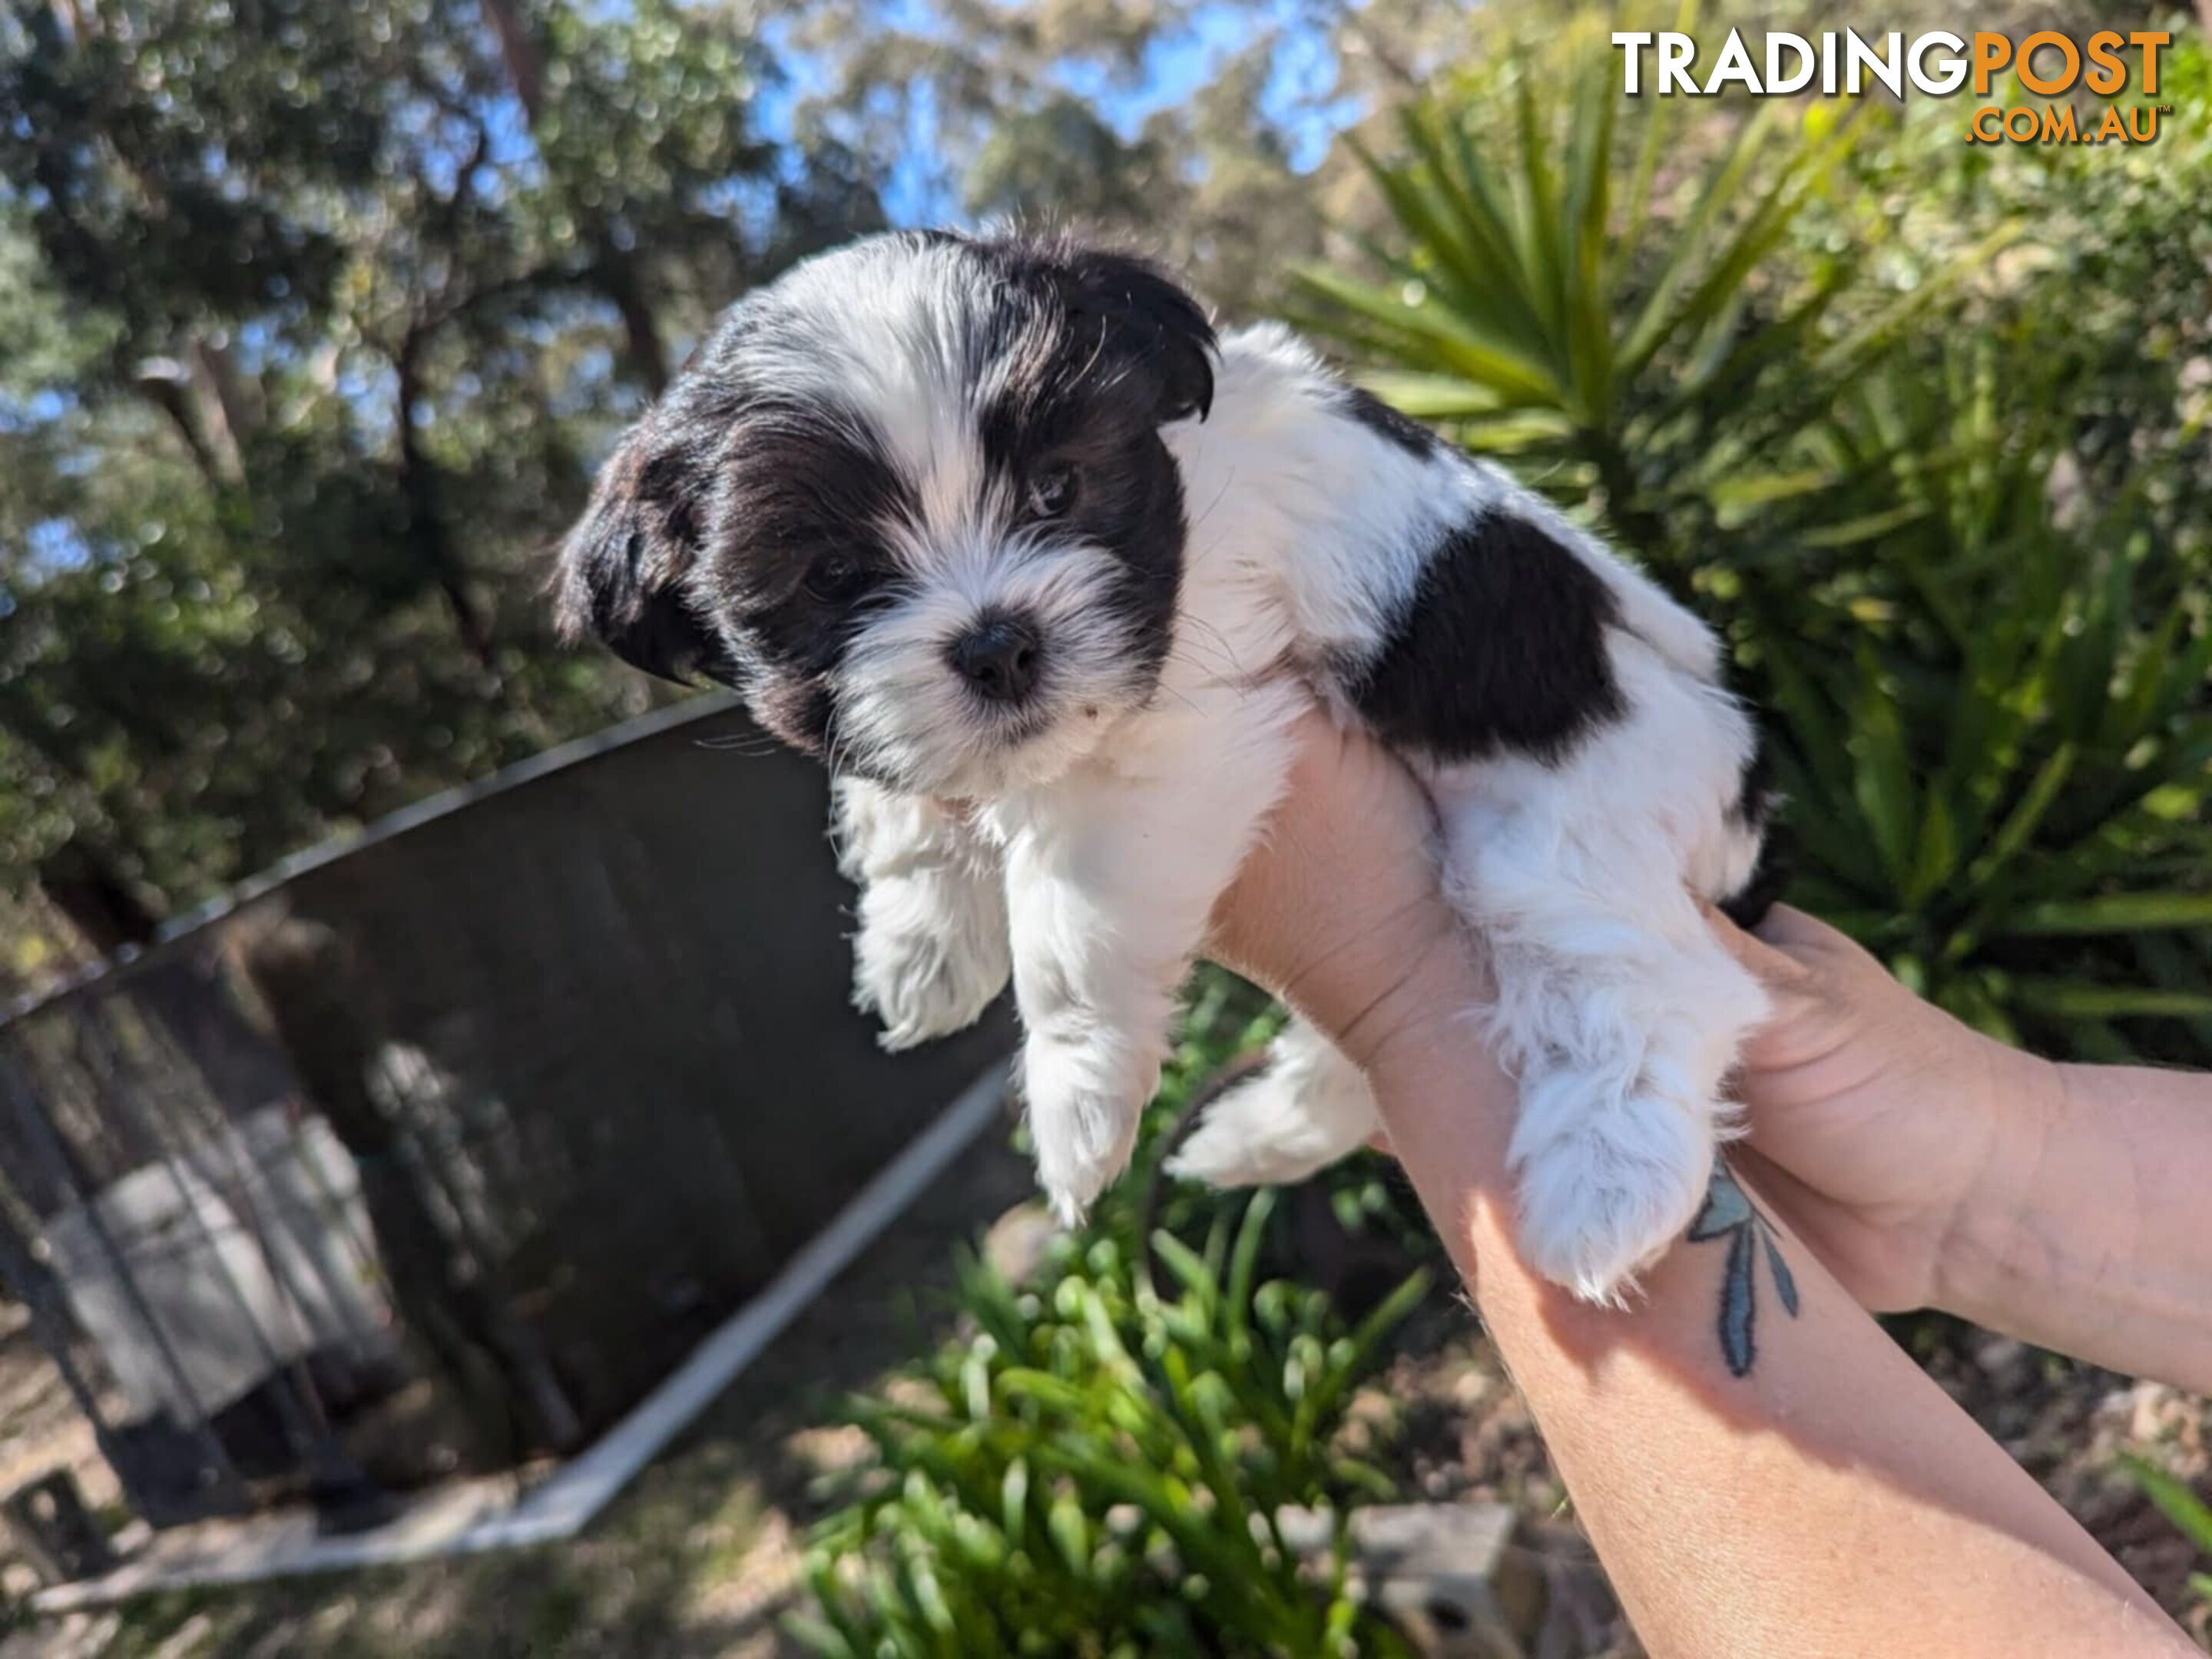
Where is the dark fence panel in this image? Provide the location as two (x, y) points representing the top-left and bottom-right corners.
(0, 698), (1013, 1522)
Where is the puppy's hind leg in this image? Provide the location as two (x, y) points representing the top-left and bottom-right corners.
(1167, 1015), (1380, 1188)
(1439, 777), (1770, 1305)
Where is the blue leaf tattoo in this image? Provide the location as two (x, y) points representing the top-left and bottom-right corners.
(1688, 1163), (1799, 1376)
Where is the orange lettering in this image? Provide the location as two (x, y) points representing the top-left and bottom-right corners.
(2018, 31), (2078, 95)
(2131, 31), (2169, 96)
(1972, 32), (2013, 95)
(2084, 31), (2126, 95)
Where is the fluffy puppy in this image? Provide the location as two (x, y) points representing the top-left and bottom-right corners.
(555, 230), (1780, 1302)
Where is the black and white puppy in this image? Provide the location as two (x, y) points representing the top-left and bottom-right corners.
(556, 230), (1778, 1303)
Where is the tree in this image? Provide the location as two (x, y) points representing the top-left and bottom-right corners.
(0, 0), (885, 932)
(776, 0), (1472, 317)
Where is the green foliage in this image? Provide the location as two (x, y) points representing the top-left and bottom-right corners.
(792, 1197), (1427, 1657)
(1290, 15), (2004, 561)
(1067, 965), (1440, 1277)
(2119, 1455), (2212, 1607)
(796, 972), (1437, 1653)
(0, 0), (885, 931)
(1740, 346), (2212, 1055)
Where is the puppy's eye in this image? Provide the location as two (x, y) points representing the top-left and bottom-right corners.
(1028, 462), (1079, 519)
(806, 551), (873, 602)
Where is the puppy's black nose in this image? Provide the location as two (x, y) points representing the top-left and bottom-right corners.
(949, 614), (1043, 704)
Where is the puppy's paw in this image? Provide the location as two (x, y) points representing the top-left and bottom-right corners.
(853, 922), (1009, 1051)
(1167, 1031), (1379, 1189)
(1022, 1028), (1158, 1224)
(1508, 1071), (1716, 1306)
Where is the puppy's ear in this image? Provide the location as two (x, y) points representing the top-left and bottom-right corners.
(555, 427), (739, 687)
(1048, 243), (1217, 424)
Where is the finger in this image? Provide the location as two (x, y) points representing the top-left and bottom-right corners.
(1751, 902), (1853, 952)
(1699, 898), (1815, 989)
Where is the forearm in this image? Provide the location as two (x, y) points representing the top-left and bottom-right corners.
(1942, 1057), (2212, 1393)
(1366, 986), (2190, 1659)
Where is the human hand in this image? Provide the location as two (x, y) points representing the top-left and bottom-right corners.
(1203, 710), (1475, 1075)
(1705, 903), (2060, 1314)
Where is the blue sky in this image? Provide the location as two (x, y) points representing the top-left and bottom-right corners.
(756, 0), (1364, 225)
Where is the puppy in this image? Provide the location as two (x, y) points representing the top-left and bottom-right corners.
(555, 230), (1779, 1303)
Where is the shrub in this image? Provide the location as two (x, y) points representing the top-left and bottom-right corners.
(1287, 17), (2000, 569)
(790, 1197), (1428, 1657)
(1740, 346), (2212, 1057)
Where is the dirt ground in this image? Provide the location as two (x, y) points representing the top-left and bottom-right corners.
(0, 1308), (122, 1522)
(3, 1143), (2208, 1657)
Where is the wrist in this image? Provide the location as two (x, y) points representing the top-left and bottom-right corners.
(1929, 1037), (2069, 1324)
(1323, 922), (1489, 1079)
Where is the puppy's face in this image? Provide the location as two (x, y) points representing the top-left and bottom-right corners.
(556, 232), (1214, 796)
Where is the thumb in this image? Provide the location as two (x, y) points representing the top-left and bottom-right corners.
(1697, 898), (1814, 993)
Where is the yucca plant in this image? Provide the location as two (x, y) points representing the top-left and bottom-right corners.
(1730, 336), (2212, 1061)
(1296, 18), (2210, 1065)
(1290, 9), (2012, 571)
(789, 1196), (1429, 1657)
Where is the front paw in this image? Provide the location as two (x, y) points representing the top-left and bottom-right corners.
(1022, 1028), (1160, 1224)
(853, 922), (1008, 1051)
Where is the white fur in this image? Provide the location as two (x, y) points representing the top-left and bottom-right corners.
(834, 528), (1149, 797)
(833, 779), (1010, 1048)
(1426, 642), (1770, 1302)
(1167, 1014), (1381, 1188)
(813, 306), (1768, 1301)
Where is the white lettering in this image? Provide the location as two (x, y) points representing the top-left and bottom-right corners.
(1702, 28), (1762, 94)
(1765, 32), (1816, 94)
(1907, 31), (1968, 94)
(1613, 31), (1654, 95)
(1845, 28), (1903, 96)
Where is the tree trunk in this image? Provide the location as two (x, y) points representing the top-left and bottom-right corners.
(479, 0), (545, 124)
(394, 343), (498, 674)
(38, 837), (161, 954)
(135, 367), (235, 485)
(598, 246), (670, 395)
(191, 336), (261, 462)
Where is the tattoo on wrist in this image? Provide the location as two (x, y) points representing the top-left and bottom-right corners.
(1689, 1162), (1800, 1377)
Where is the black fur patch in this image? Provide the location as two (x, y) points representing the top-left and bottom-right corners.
(1717, 842), (1790, 930)
(1717, 733), (1789, 927)
(555, 429), (743, 688)
(1339, 386), (1439, 459)
(1725, 730), (1778, 834)
(1347, 507), (1626, 765)
(957, 232), (1216, 424)
(969, 305), (1189, 697)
